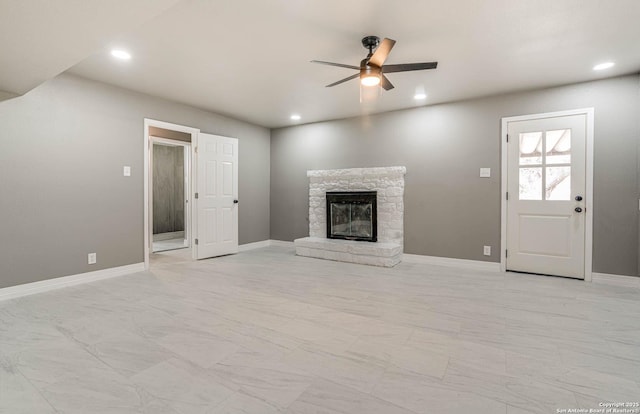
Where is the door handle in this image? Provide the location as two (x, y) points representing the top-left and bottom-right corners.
(574, 207), (583, 213)
(575, 195), (583, 201)
(233, 199), (239, 204)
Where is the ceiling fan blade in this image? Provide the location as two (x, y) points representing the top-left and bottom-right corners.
(382, 62), (438, 73)
(381, 75), (394, 91)
(311, 60), (360, 70)
(326, 73), (359, 87)
(368, 38), (396, 67)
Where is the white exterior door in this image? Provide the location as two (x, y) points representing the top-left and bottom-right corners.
(506, 113), (587, 279)
(195, 133), (238, 259)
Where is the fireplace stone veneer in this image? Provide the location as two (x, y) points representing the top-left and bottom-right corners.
(294, 166), (406, 267)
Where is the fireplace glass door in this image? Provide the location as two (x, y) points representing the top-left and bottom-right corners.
(326, 191), (377, 242)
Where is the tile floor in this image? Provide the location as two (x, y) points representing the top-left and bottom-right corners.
(153, 238), (188, 253)
(1, 246), (639, 413)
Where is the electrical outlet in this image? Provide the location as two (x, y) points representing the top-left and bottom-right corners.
(88, 253), (97, 265)
(123, 166), (131, 177)
(483, 246), (491, 256)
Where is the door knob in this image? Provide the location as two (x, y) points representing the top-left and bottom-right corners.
(233, 199), (239, 204)
(575, 207), (583, 213)
(575, 195), (583, 201)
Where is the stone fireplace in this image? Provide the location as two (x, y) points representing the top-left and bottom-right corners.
(294, 166), (406, 267)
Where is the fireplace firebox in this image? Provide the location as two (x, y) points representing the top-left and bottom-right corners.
(326, 191), (377, 242)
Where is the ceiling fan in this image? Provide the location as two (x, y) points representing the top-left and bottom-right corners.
(311, 36), (438, 91)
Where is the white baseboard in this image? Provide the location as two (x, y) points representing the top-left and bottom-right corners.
(592, 272), (640, 288)
(239, 239), (294, 251)
(402, 253), (501, 272)
(0, 263), (145, 302)
(238, 240), (272, 251)
(269, 239), (295, 247)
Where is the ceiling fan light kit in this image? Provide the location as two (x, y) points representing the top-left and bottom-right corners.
(360, 65), (381, 86)
(311, 35), (438, 98)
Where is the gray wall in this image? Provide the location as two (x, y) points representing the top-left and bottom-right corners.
(0, 73), (270, 289)
(271, 75), (640, 276)
(153, 144), (184, 235)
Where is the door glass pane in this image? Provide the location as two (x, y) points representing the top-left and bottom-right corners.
(546, 166), (571, 200)
(519, 167), (542, 200)
(546, 129), (571, 164)
(519, 132), (542, 165)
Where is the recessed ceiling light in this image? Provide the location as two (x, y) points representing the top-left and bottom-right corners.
(593, 62), (614, 71)
(414, 93), (427, 100)
(111, 49), (131, 60)
(290, 114), (301, 121)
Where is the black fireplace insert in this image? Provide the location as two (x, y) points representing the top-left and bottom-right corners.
(326, 191), (377, 242)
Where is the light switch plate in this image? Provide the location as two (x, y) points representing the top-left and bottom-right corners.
(480, 168), (491, 178)
(123, 166), (131, 177)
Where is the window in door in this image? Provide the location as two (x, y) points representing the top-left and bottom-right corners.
(518, 129), (571, 201)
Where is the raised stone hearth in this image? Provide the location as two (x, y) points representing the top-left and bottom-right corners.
(295, 237), (402, 267)
(294, 166), (406, 267)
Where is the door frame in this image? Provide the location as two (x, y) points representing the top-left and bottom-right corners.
(149, 136), (192, 253)
(144, 119), (200, 270)
(500, 108), (594, 281)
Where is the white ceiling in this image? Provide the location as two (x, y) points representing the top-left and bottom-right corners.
(0, 0), (181, 96)
(4, 1), (640, 128)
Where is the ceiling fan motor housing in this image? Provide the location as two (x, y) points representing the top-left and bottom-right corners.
(360, 58), (381, 78)
(361, 36), (380, 55)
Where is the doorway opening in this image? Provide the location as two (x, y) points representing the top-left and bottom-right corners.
(151, 137), (190, 253)
(144, 120), (240, 269)
(144, 119), (199, 269)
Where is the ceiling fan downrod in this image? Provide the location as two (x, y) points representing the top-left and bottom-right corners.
(361, 36), (380, 57)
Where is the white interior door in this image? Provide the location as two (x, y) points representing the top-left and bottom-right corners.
(195, 133), (238, 259)
(506, 114), (587, 279)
